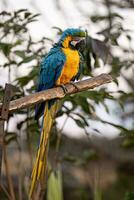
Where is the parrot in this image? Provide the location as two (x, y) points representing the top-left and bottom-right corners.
(29, 28), (86, 198)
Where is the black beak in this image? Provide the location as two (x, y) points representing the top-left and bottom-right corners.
(75, 39), (86, 51)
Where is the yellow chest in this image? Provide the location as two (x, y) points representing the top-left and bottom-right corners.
(56, 48), (80, 85)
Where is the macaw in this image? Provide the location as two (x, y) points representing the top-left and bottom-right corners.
(29, 28), (86, 197)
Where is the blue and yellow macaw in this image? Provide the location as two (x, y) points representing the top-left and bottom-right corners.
(29, 28), (85, 197)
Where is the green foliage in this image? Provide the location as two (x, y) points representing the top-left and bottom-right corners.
(94, 188), (103, 200)
(47, 167), (63, 200)
(125, 192), (134, 200)
(1, 6), (133, 151)
(64, 149), (97, 166)
(0, 1), (134, 199)
(0, 9), (47, 149)
(1, 8), (133, 150)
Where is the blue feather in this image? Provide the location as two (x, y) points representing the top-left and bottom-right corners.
(35, 45), (66, 119)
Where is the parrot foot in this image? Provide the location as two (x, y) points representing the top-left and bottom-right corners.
(69, 81), (80, 91)
(59, 84), (68, 94)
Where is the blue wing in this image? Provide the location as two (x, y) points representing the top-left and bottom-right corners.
(35, 46), (66, 119)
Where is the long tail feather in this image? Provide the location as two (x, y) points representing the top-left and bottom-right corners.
(29, 102), (58, 199)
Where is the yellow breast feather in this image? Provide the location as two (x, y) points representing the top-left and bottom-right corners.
(56, 48), (80, 85)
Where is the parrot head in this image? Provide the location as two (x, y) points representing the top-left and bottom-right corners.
(59, 28), (86, 49)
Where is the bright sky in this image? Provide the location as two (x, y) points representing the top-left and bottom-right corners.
(0, 0), (133, 138)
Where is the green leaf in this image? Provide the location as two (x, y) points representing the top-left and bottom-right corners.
(14, 50), (25, 58)
(64, 154), (77, 163)
(74, 112), (89, 126)
(91, 13), (123, 23)
(83, 149), (97, 161)
(126, 34), (131, 41)
(91, 15), (108, 23)
(47, 168), (63, 200)
(16, 75), (32, 87)
(124, 192), (134, 200)
(52, 27), (63, 35)
(18, 55), (36, 64)
(121, 138), (134, 149)
(26, 13), (40, 23)
(0, 42), (12, 56)
(24, 12), (32, 18)
(0, 11), (11, 16)
(75, 119), (85, 128)
(15, 9), (28, 14)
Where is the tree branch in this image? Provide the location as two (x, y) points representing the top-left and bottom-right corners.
(4, 73), (113, 113)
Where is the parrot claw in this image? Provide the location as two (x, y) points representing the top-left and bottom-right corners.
(59, 84), (68, 94)
(69, 81), (79, 91)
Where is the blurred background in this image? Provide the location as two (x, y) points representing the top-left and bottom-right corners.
(0, 0), (134, 200)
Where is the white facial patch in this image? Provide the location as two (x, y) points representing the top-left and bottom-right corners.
(70, 37), (85, 47)
(70, 40), (79, 46)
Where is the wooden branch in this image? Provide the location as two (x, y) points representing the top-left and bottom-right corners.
(4, 73), (113, 113)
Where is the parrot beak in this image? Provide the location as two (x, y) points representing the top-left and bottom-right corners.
(71, 37), (85, 47)
(75, 38), (86, 51)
